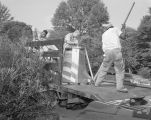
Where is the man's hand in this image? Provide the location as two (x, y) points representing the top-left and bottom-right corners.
(120, 31), (127, 40)
(121, 24), (126, 31)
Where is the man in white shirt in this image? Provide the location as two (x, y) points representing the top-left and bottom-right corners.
(95, 23), (128, 93)
(64, 30), (80, 49)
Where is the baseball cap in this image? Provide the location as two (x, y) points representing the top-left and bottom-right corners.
(102, 23), (113, 29)
(73, 30), (80, 37)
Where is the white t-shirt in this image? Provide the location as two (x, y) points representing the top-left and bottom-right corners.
(102, 27), (122, 52)
(39, 38), (58, 52)
(64, 33), (78, 48)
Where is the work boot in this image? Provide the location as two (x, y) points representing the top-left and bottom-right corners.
(94, 82), (103, 87)
(117, 87), (128, 93)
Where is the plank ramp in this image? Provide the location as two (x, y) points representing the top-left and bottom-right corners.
(62, 83), (151, 102)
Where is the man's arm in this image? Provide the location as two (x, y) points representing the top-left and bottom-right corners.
(120, 27), (127, 40)
(67, 38), (78, 45)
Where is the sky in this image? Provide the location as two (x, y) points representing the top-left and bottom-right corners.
(0, 0), (151, 31)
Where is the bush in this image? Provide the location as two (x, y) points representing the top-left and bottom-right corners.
(137, 67), (151, 79)
(0, 36), (59, 120)
(0, 21), (33, 43)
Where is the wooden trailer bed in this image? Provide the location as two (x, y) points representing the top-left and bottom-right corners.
(61, 82), (151, 102)
(58, 73), (151, 102)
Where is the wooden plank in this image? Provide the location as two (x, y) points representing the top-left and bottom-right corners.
(42, 51), (62, 57)
(54, 74), (151, 102)
(26, 39), (64, 47)
(61, 84), (151, 102)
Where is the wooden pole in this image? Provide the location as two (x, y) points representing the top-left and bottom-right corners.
(122, 2), (135, 29)
(85, 48), (94, 80)
(93, 67), (101, 82)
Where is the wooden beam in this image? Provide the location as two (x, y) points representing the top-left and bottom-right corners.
(26, 39), (64, 47)
(42, 51), (62, 57)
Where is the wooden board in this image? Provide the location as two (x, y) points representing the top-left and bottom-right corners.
(26, 39), (64, 47)
(61, 83), (151, 102)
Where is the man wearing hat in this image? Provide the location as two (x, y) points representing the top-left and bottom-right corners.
(95, 23), (128, 93)
(64, 30), (80, 49)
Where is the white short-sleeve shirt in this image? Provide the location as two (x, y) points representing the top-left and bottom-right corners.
(64, 33), (78, 48)
(102, 27), (122, 52)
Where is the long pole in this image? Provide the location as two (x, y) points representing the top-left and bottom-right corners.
(122, 2), (135, 28)
(85, 48), (94, 80)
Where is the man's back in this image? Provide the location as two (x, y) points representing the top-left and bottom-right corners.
(102, 27), (122, 52)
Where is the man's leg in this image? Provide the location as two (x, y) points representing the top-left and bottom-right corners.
(95, 51), (113, 86)
(114, 50), (127, 91)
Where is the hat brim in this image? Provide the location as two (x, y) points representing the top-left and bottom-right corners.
(102, 23), (113, 28)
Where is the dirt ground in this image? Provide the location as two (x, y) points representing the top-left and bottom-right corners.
(55, 105), (83, 120)
(55, 103), (142, 120)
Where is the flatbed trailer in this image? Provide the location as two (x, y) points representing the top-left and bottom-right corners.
(60, 83), (151, 102)
(55, 77), (151, 120)
(27, 39), (151, 119)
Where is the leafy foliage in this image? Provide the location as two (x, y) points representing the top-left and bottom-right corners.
(0, 1), (13, 25)
(47, 29), (68, 40)
(52, 0), (109, 34)
(0, 34), (58, 120)
(0, 21), (33, 43)
(121, 27), (139, 73)
(121, 8), (151, 77)
(133, 8), (151, 76)
(137, 67), (151, 79)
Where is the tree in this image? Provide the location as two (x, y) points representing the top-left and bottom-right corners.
(51, 0), (109, 73)
(47, 29), (68, 39)
(137, 8), (151, 43)
(52, 0), (109, 35)
(132, 8), (151, 77)
(136, 8), (151, 68)
(0, 21), (33, 44)
(121, 27), (139, 73)
(0, 1), (13, 25)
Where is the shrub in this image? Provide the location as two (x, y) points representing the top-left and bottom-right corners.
(137, 67), (151, 79)
(0, 36), (59, 120)
(0, 21), (33, 43)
